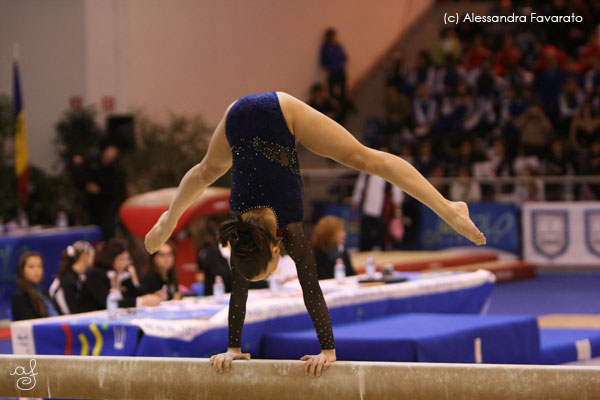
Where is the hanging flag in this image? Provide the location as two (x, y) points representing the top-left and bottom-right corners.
(13, 44), (29, 207)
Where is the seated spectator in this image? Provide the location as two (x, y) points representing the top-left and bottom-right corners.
(383, 84), (411, 135)
(141, 241), (181, 301)
(513, 167), (545, 204)
(308, 82), (339, 122)
(385, 46), (411, 95)
(272, 246), (298, 285)
(513, 146), (541, 176)
(311, 216), (355, 280)
(585, 56), (600, 94)
(495, 33), (522, 75)
(464, 34), (492, 72)
(587, 139), (600, 198)
(433, 27), (461, 67)
(11, 252), (60, 320)
(542, 139), (575, 201)
(49, 241), (95, 315)
(569, 101), (600, 156)
(435, 55), (466, 95)
(439, 81), (472, 138)
(83, 238), (161, 310)
(198, 240), (268, 297)
(407, 51), (436, 94)
(449, 166), (482, 203)
(514, 103), (553, 155)
(488, 139), (514, 199)
(412, 83), (438, 138)
(559, 77), (585, 133)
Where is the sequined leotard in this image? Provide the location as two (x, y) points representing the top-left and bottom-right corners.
(224, 91), (335, 350)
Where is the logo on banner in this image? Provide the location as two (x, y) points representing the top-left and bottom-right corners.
(584, 210), (600, 257)
(532, 211), (569, 258)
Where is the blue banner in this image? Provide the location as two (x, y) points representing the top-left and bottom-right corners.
(419, 203), (520, 254)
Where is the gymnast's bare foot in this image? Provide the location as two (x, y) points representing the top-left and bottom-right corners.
(445, 201), (486, 245)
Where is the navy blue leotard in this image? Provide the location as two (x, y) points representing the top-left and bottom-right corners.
(224, 91), (335, 350)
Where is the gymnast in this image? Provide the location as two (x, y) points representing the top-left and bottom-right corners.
(144, 91), (486, 378)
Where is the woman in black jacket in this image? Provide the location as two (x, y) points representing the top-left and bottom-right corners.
(311, 215), (356, 280)
(141, 240), (180, 300)
(82, 238), (161, 310)
(49, 241), (96, 314)
(11, 252), (60, 321)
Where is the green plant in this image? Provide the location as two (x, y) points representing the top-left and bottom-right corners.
(54, 106), (103, 163)
(124, 109), (230, 195)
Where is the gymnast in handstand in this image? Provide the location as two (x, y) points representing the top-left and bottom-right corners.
(144, 91), (486, 378)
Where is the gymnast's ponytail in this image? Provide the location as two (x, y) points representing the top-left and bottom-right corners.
(217, 213), (278, 280)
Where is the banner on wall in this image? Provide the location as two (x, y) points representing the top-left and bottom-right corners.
(419, 203), (520, 254)
(523, 202), (600, 266)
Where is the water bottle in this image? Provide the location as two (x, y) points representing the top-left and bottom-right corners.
(334, 258), (346, 283)
(366, 256), (376, 279)
(56, 211), (68, 228)
(107, 288), (120, 320)
(213, 275), (225, 301)
(269, 274), (279, 297)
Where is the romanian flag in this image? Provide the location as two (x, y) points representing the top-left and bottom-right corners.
(13, 53), (29, 207)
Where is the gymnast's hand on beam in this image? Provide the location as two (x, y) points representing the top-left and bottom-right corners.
(209, 348), (251, 374)
(144, 211), (176, 254)
(301, 349), (336, 378)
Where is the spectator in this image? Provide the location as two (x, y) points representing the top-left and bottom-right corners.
(83, 238), (160, 310)
(198, 241), (268, 297)
(439, 81), (472, 140)
(414, 141), (436, 177)
(141, 241), (181, 301)
(311, 216), (355, 280)
(407, 51), (436, 94)
(11, 252), (60, 320)
(412, 83), (438, 138)
(320, 27), (352, 119)
(449, 166), (482, 203)
(83, 143), (127, 239)
(542, 139), (575, 200)
(464, 34), (492, 72)
(383, 84), (412, 137)
(433, 27), (462, 67)
(385, 46), (411, 95)
(513, 167), (546, 204)
(587, 139), (600, 198)
(514, 103), (553, 155)
(49, 241), (96, 315)
(584, 56), (600, 94)
(308, 82), (339, 122)
(495, 34), (522, 75)
(435, 55), (466, 95)
(559, 76), (585, 134)
(352, 167), (404, 251)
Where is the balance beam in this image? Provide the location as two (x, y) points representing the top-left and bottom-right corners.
(1, 355), (599, 399)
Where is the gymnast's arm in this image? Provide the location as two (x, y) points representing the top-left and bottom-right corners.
(144, 101), (236, 254)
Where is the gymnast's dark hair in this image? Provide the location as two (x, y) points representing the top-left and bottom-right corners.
(217, 213), (278, 280)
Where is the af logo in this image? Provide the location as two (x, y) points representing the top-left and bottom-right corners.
(532, 210), (568, 258)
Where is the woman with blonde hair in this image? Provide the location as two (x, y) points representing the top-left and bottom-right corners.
(312, 215), (355, 280)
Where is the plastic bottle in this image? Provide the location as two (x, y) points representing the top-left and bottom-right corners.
(213, 275), (225, 301)
(269, 274), (279, 296)
(56, 211), (68, 228)
(107, 288), (120, 320)
(366, 256), (376, 279)
(334, 258), (346, 283)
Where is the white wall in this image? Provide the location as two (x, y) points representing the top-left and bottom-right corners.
(0, 0), (432, 172)
(125, 0), (433, 124)
(0, 0), (85, 172)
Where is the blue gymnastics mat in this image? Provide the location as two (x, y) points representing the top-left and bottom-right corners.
(540, 329), (600, 365)
(264, 313), (540, 364)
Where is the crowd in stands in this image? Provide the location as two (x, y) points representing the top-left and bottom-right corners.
(380, 0), (600, 202)
(310, 0), (600, 203)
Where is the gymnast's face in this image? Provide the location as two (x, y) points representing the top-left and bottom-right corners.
(248, 243), (280, 282)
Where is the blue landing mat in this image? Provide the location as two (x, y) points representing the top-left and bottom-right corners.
(264, 313), (540, 364)
(540, 329), (600, 365)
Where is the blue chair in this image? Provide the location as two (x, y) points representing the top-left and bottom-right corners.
(190, 282), (205, 296)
